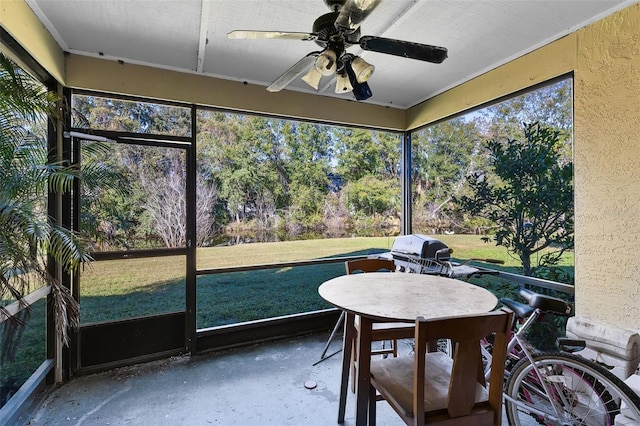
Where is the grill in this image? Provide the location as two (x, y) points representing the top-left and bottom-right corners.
(377, 234), (485, 278)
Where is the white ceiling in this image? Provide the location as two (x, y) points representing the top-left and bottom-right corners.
(26, 0), (634, 109)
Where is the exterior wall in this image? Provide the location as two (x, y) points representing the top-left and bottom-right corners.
(0, 0), (64, 83)
(574, 4), (640, 329)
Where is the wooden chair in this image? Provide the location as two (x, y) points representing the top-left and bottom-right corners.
(369, 310), (512, 426)
(345, 258), (407, 357)
(344, 258), (396, 274)
(337, 258), (416, 422)
(317, 258), (400, 367)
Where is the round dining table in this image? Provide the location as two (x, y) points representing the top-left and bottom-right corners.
(318, 272), (498, 425)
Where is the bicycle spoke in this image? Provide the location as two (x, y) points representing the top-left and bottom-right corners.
(504, 353), (640, 426)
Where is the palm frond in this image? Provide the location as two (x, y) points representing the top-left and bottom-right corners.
(80, 141), (130, 196)
(47, 225), (93, 270)
(50, 278), (80, 346)
(0, 54), (58, 122)
(81, 160), (129, 196)
(1, 310), (29, 362)
(1, 52), (84, 351)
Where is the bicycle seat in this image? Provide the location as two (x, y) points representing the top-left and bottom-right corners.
(499, 298), (533, 319)
(519, 288), (574, 316)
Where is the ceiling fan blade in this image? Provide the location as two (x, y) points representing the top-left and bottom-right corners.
(227, 30), (316, 41)
(335, 0), (383, 32)
(359, 36), (448, 63)
(267, 52), (320, 92)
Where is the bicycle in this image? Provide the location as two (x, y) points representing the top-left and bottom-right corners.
(492, 288), (640, 425)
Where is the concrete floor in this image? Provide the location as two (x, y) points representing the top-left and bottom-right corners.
(26, 333), (406, 426)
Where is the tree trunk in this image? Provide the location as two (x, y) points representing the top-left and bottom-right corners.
(522, 253), (532, 276)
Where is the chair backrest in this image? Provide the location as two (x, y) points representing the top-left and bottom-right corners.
(414, 310), (512, 425)
(345, 258), (396, 275)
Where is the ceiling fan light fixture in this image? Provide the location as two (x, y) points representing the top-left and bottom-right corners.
(345, 59), (372, 101)
(335, 72), (353, 94)
(315, 50), (337, 76)
(351, 56), (375, 83)
(355, 0), (379, 11)
(301, 66), (323, 90)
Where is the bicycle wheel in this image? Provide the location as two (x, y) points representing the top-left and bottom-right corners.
(505, 352), (640, 425)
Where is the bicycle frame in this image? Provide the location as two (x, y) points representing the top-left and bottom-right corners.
(484, 307), (572, 423)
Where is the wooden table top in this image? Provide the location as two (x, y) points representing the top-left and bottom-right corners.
(318, 272), (498, 322)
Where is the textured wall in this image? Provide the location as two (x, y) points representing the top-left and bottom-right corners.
(574, 4), (640, 329)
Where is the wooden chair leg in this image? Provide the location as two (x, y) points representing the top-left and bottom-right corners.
(338, 312), (356, 424)
(351, 337), (357, 393)
(368, 384), (377, 426)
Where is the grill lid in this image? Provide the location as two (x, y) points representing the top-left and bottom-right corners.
(391, 234), (450, 260)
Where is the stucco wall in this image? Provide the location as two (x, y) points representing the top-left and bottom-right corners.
(574, 4), (640, 329)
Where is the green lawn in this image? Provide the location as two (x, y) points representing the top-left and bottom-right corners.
(1, 298), (47, 406)
(80, 235), (574, 327)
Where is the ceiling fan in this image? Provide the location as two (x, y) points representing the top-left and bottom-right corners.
(227, 0), (448, 101)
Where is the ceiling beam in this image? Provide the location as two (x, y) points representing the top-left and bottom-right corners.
(196, 0), (211, 73)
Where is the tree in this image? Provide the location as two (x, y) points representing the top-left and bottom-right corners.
(480, 80), (573, 155)
(283, 122), (332, 226)
(345, 175), (397, 216)
(411, 118), (483, 230)
(139, 150), (219, 247)
(334, 128), (400, 182)
(459, 122), (574, 276)
(75, 97), (222, 249)
(72, 95), (191, 136)
(209, 115), (263, 223)
(0, 54), (87, 349)
(333, 128), (401, 231)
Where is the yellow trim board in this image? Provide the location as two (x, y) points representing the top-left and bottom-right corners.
(65, 54), (406, 131)
(0, 0), (64, 83)
(406, 33), (577, 130)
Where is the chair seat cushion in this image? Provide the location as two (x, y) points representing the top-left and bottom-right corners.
(370, 352), (488, 418)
